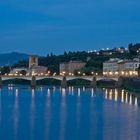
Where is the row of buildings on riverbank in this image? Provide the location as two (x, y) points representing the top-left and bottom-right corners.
(60, 58), (140, 76)
(9, 55), (140, 76)
(10, 55), (48, 76)
(103, 58), (140, 76)
(10, 55), (86, 76)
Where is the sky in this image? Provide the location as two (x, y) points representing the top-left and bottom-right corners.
(0, 0), (140, 55)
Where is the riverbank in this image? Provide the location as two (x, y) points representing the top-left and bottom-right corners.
(118, 77), (140, 94)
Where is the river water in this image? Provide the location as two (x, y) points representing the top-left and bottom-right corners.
(0, 85), (140, 140)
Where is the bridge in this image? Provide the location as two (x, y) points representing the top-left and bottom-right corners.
(0, 75), (119, 88)
(1, 75), (118, 82)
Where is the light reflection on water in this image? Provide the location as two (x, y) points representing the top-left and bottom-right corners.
(14, 88), (18, 137)
(0, 86), (139, 140)
(104, 88), (139, 106)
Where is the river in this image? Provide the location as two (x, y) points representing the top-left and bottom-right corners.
(0, 85), (139, 140)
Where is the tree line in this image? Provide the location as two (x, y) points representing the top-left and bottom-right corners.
(0, 43), (140, 75)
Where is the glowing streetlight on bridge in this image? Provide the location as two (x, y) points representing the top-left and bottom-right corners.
(78, 71), (81, 75)
(91, 72), (94, 75)
(83, 73), (86, 76)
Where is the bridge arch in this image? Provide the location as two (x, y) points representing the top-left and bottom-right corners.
(2, 77), (32, 81)
(96, 78), (118, 82)
(36, 77), (61, 85)
(67, 77), (93, 82)
(2, 78), (31, 85)
(97, 78), (117, 87)
(67, 78), (91, 86)
(36, 77), (62, 81)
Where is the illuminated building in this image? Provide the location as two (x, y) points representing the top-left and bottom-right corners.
(103, 58), (140, 76)
(59, 61), (86, 75)
(29, 55), (38, 68)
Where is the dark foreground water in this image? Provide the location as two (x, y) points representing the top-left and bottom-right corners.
(0, 86), (140, 140)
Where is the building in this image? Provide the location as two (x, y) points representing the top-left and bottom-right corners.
(68, 61), (86, 74)
(28, 66), (48, 76)
(29, 55), (38, 68)
(9, 55), (48, 76)
(9, 68), (28, 76)
(59, 63), (69, 75)
(103, 58), (140, 76)
(118, 60), (140, 75)
(60, 61), (86, 75)
(113, 47), (126, 53)
(103, 58), (119, 76)
(28, 55), (48, 75)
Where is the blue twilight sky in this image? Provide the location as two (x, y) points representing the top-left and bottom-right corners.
(0, 0), (140, 55)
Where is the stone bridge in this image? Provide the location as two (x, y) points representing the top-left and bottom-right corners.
(0, 76), (118, 88)
(1, 76), (118, 82)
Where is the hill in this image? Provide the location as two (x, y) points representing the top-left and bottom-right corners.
(0, 52), (29, 66)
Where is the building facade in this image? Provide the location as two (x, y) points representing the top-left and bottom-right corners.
(60, 61), (86, 75)
(29, 55), (38, 68)
(103, 58), (140, 76)
(9, 68), (28, 76)
(103, 59), (119, 76)
(28, 66), (48, 76)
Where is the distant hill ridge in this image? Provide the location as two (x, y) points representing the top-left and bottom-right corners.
(0, 52), (29, 66)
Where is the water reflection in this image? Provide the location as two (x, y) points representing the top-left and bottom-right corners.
(114, 89), (118, 101)
(121, 90), (124, 103)
(91, 88), (94, 97)
(76, 87), (81, 131)
(68, 86), (72, 95)
(45, 87), (51, 140)
(83, 86), (85, 92)
(126, 92), (128, 103)
(53, 86), (56, 92)
(14, 88), (19, 138)
(103, 88), (139, 107)
(109, 89), (113, 100)
(0, 86), (139, 140)
(105, 89), (108, 99)
(47, 88), (50, 97)
(135, 97), (138, 107)
(71, 86), (74, 95)
(32, 89), (35, 98)
(59, 88), (66, 140)
(129, 94), (132, 105)
(78, 88), (81, 97)
(8, 84), (13, 91)
(61, 88), (66, 97)
(30, 88), (35, 132)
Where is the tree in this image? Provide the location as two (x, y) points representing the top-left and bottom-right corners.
(128, 43), (140, 55)
(20, 70), (27, 76)
(0, 66), (10, 75)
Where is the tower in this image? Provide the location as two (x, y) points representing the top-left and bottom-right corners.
(29, 55), (38, 69)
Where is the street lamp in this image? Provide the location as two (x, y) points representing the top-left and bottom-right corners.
(83, 73), (85, 76)
(69, 73), (72, 76)
(62, 71), (66, 76)
(48, 71), (51, 75)
(53, 72), (56, 76)
(91, 72), (94, 75)
(115, 72), (118, 76)
(78, 71), (81, 75)
(121, 71), (124, 75)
